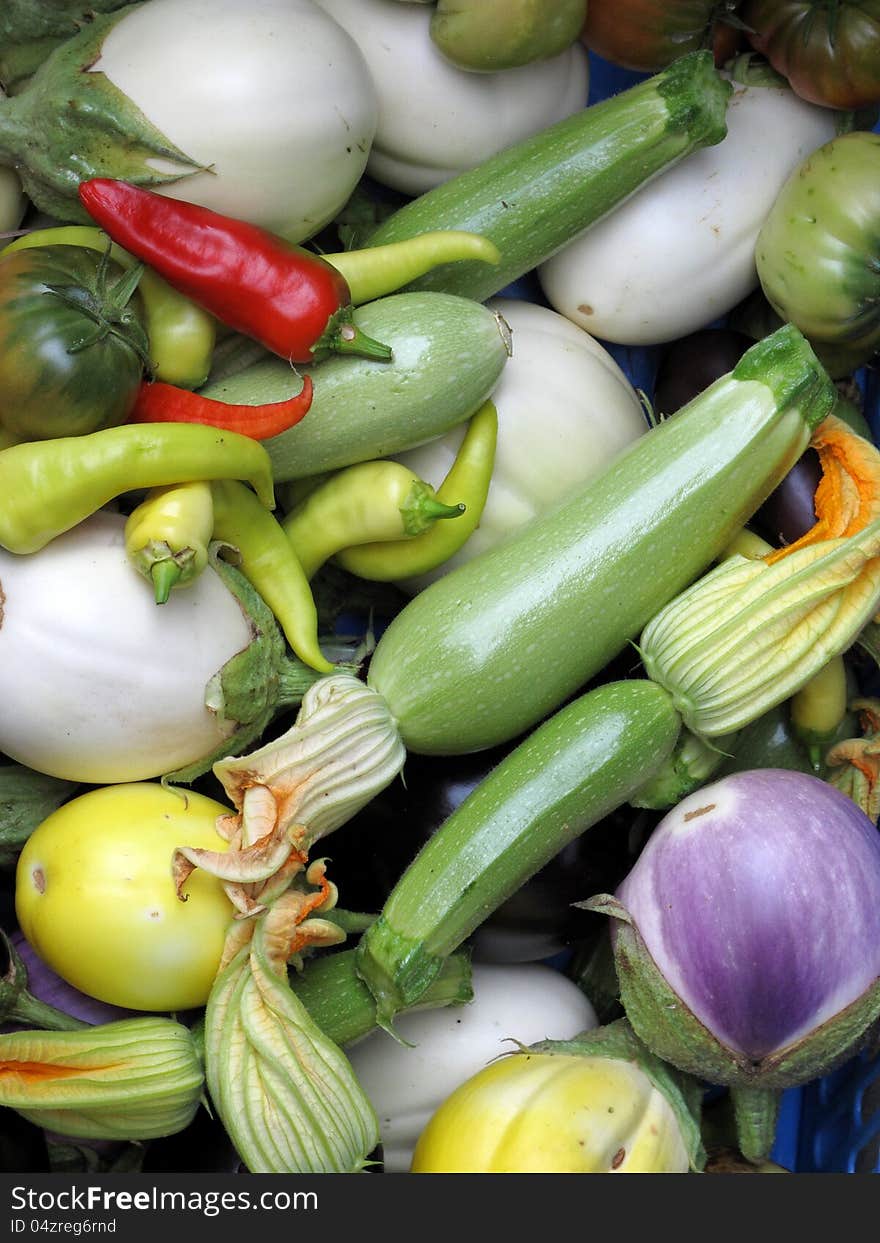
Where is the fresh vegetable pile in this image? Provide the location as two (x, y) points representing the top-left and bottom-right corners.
(1, 0), (879, 1179)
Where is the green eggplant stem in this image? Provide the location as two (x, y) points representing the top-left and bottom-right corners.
(0, 931), (89, 1033)
(730, 1084), (781, 1165)
(7, 989), (90, 1034)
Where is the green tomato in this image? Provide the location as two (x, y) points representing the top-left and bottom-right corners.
(729, 286), (878, 380)
(15, 783), (234, 1012)
(755, 130), (880, 353)
(0, 244), (150, 440)
(430, 0), (588, 72)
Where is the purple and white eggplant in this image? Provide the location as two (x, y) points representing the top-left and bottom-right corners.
(584, 768), (880, 1162)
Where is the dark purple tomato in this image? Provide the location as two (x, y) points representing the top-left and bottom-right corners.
(652, 326), (824, 548)
(326, 743), (641, 964)
(751, 449), (821, 547)
(750, 393), (873, 547)
(651, 327), (754, 418)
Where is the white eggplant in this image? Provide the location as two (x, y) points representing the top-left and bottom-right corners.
(347, 962), (598, 1173)
(0, 0), (379, 241)
(314, 0), (589, 195)
(538, 61), (839, 346)
(0, 511), (325, 785)
(389, 297), (647, 590)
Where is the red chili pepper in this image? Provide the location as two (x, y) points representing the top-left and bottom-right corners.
(77, 179), (393, 366)
(128, 375), (313, 440)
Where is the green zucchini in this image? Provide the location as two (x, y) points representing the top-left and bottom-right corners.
(355, 679), (681, 1028)
(366, 325), (836, 755)
(365, 51), (731, 302)
(291, 946), (473, 1050)
(198, 292), (511, 481)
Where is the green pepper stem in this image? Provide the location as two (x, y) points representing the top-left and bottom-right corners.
(421, 499), (466, 521)
(329, 318), (393, 362)
(336, 399), (498, 582)
(150, 559), (181, 605)
(400, 478), (467, 537)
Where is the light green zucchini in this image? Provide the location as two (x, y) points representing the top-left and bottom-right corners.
(198, 292), (511, 482)
(355, 679), (681, 1029)
(366, 324), (836, 754)
(365, 50), (731, 302)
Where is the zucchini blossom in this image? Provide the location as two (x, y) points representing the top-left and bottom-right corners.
(0, 1016), (203, 1141)
(641, 414), (880, 737)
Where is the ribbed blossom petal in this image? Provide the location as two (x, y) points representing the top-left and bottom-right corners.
(642, 519), (880, 736)
(0, 1016), (203, 1140)
(642, 415), (880, 737)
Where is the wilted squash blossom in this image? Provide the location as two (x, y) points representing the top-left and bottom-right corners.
(411, 1020), (704, 1174)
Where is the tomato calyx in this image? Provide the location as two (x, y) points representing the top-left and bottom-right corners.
(42, 246), (153, 374)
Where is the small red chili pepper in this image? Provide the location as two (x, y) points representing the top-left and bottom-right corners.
(128, 375), (313, 441)
(77, 179), (393, 366)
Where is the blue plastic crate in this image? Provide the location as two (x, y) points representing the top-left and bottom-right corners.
(797, 1053), (880, 1172)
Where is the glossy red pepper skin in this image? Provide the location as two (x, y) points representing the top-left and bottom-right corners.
(129, 375), (313, 440)
(77, 179), (392, 365)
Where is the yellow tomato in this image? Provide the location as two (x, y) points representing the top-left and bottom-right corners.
(411, 1051), (691, 1173)
(16, 782), (234, 1012)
